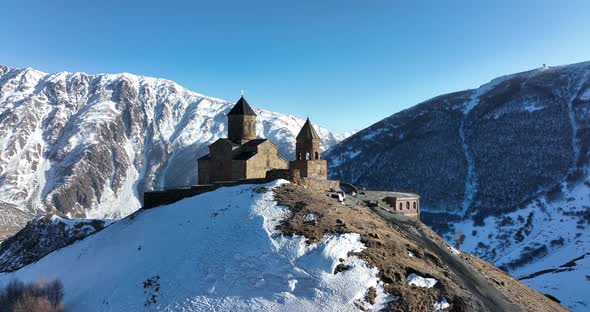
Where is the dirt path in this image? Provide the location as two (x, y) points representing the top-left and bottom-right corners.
(369, 206), (520, 312)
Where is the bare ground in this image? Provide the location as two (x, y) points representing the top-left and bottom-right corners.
(274, 184), (567, 312)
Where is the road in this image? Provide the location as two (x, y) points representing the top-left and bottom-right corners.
(368, 205), (520, 312)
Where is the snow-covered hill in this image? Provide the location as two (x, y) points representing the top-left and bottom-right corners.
(324, 61), (590, 311)
(0, 181), (568, 311)
(0, 65), (346, 237)
(0, 181), (392, 311)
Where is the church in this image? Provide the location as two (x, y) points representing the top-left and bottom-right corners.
(197, 96), (327, 184)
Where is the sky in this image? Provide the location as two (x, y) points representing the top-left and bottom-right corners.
(1, 0), (590, 133)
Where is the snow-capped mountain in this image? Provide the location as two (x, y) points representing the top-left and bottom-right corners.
(324, 61), (590, 311)
(0, 65), (345, 236)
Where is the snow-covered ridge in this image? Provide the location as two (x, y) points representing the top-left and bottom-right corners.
(0, 64), (348, 226)
(0, 181), (391, 311)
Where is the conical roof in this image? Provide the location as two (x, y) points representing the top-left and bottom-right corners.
(296, 118), (320, 140)
(227, 96), (257, 116)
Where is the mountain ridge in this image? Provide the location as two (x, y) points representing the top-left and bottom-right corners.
(324, 60), (590, 311)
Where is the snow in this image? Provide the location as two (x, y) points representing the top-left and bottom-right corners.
(581, 88), (590, 100)
(462, 74), (513, 114)
(521, 255), (590, 312)
(447, 246), (461, 255)
(49, 215), (114, 231)
(458, 119), (477, 216)
(328, 149), (362, 167)
(522, 102), (545, 113)
(434, 297), (450, 311)
(450, 181), (590, 311)
(303, 213), (317, 223)
(361, 128), (386, 141)
(0, 181), (392, 311)
(407, 273), (438, 288)
(407, 251), (415, 258)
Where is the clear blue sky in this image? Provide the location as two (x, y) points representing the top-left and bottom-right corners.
(1, 0), (589, 133)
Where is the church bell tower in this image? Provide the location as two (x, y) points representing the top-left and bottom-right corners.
(227, 96), (257, 144)
(289, 118), (327, 179)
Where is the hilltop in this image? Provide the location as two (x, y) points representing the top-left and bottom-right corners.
(0, 181), (566, 311)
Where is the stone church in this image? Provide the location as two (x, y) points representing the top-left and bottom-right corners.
(197, 96), (290, 184)
(198, 96), (328, 184)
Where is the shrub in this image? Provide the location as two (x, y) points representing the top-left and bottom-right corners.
(0, 278), (64, 312)
(549, 237), (565, 248)
(503, 245), (549, 271)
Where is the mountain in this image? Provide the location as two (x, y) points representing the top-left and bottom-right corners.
(323, 61), (590, 311)
(0, 65), (346, 239)
(0, 181), (565, 311)
(0, 215), (111, 272)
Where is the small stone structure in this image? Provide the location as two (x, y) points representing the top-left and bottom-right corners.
(354, 190), (420, 220)
(381, 193), (420, 219)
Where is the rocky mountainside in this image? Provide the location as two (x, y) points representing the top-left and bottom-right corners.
(324, 61), (590, 311)
(0, 181), (566, 311)
(0, 65), (346, 238)
(0, 215), (110, 272)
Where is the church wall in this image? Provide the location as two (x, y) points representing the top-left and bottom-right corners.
(290, 159), (327, 179)
(245, 142), (288, 179)
(197, 159), (210, 184)
(231, 160), (247, 181)
(208, 141), (237, 182)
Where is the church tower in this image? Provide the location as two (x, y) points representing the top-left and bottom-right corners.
(227, 96), (257, 144)
(295, 118), (321, 160)
(289, 118), (327, 179)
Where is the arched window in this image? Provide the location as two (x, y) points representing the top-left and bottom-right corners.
(406, 201), (410, 209)
(399, 203), (403, 210)
(305, 152), (310, 160)
(297, 153), (302, 160)
(315, 152), (319, 159)
(413, 202), (417, 209)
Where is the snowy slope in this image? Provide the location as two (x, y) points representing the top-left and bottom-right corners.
(324, 61), (590, 310)
(450, 182), (590, 311)
(0, 181), (391, 311)
(0, 65), (346, 233)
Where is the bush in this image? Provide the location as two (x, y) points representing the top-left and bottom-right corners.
(0, 279), (64, 312)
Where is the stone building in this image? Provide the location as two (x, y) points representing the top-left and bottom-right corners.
(382, 193), (420, 219)
(197, 96), (288, 184)
(289, 118), (327, 179)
